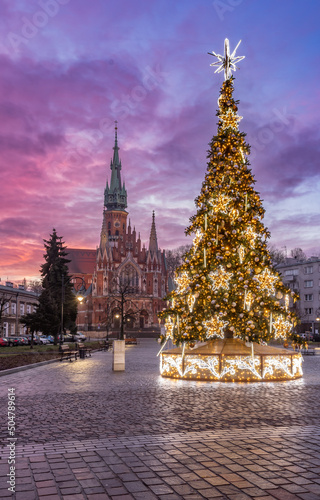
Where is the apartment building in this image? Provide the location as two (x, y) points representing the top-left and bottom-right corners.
(276, 257), (320, 335)
(0, 281), (39, 337)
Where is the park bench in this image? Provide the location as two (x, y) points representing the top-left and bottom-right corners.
(98, 340), (106, 351)
(125, 337), (137, 345)
(302, 347), (316, 355)
(78, 342), (92, 358)
(60, 344), (78, 362)
(98, 340), (113, 351)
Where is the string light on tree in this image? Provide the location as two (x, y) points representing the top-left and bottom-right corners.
(193, 229), (203, 251)
(164, 316), (175, 340)
(187, 294), (196, 312)
(209, 266), (232, 290)
(238, 245), (245, 264)
(245, 226), (259, 248)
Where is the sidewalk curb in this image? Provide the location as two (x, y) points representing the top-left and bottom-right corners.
(0, 349), (103, 377)
(0, 357), (61, 377)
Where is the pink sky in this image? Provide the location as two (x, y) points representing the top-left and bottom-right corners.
(0, 0), (319, 282)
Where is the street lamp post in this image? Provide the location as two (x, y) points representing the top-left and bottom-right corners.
(60, 275), (87, 347)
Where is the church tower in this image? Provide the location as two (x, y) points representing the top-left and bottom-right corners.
(69, 124), (168, 334)
(102, 123), (128, 243)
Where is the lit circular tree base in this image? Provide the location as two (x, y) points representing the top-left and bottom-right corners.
(160, 338), (303, 382)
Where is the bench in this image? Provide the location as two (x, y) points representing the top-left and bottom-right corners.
(98, 340), (106, 351)
(302, 348), (316, 355)
(125, 337), (137, 345)
(78, 342), (92, 358)
(98, 340), (113, 351)
(103, 340), (113, 351)
(60, 344), (78, 362)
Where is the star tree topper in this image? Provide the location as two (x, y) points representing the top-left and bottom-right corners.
(208, 38), (245, 80)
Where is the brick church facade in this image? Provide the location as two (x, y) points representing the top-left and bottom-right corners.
(68, 127), (168, 334)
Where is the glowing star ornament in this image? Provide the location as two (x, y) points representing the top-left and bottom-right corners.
(272, 316), (292, 340)
(257, 269), (278, 295)
(204, 316), (229, 339)
(175, 272), (190, 293)
(220, 108), (243, 131)
(208, 38), (245, 80)
(209, 266), (232, 290)
(210, 194), (231, 214)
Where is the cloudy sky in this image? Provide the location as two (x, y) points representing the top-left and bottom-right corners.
(0, 0), (319, 282)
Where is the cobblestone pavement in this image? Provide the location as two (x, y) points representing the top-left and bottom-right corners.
(1, 339), (320, 499)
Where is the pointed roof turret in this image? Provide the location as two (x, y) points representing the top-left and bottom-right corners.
(104, 122), (127, 211)
(149, 211), (158, 254)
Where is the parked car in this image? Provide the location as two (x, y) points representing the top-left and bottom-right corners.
(24, 334), (39, 345)
(46, 335), (55, 344)
(63, 334), (74, 343)
(74, 332), (87, 342)
(39, 336), (50, 345)
(7, 337), (22, 347)
(0, 337), (8, 346)
(19, 337), (29, 345)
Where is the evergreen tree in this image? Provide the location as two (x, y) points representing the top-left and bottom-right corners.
(160, 76), (297, 346)
(22, 229), (77, 344)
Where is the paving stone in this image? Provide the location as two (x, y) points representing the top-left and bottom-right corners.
(0, 341), (320, 499)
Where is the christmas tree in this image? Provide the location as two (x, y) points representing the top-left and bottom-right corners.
(160, 40), (297, 347)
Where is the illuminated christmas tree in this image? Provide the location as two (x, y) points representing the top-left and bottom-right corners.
(160, 40), (297, 348)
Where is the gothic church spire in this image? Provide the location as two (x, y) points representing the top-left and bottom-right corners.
(149, 211), (158, 253)
(104, 123), (127, 211)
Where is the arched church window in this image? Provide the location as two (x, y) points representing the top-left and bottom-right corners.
(119, 264), (140, 292)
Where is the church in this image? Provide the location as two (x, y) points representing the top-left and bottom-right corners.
(67, 126), (168, 335)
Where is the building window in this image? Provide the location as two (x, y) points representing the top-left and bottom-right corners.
(20, 303), (24, 314)
(304, 266), (313, 274)
(304, 280), (313, 288)
(284, 269), (299, 276)
(27, 305), (31, 313)
(119, 264), (139, 291)
(304, 294), (313, 301)
(304, 308), (313, 315)
(11, 303), (16, 314)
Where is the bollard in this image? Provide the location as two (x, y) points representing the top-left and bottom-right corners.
(112, 340), (125, 371)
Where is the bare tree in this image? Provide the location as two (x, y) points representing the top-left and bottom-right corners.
(291, 248), (306, 261)
(107, 280), (141, 339)
(268, 245), (286, 265)
(27, 280), (43, 294)
(165, 244), (192, 279)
